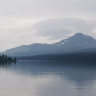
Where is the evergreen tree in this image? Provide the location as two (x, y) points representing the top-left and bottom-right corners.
(8, 57), (12, 61)
(2, 54), (5, 61)
(0, 54), (17, 62)
(5, 55), (8, 62)
(0, 55), (1, 61)
(13, 57), (17, 62)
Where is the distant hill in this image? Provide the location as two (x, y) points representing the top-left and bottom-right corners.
(18, 52), (96, 62)
(3, 33), (96, 57)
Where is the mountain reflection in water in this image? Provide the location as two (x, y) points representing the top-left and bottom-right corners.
(0, 60), (96, 96)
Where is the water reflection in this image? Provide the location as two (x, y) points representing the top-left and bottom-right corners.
(0, 60), (96, 96)
(0, 61), (16, 68)
(6, 61), (96, 86)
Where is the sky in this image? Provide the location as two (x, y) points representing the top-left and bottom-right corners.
(0, 0), (96, 51)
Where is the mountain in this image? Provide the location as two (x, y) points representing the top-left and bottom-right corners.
(54, 33), (96, 52)
(3, 33), (96, 56)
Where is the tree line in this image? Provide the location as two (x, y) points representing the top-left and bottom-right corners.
(0, 54), (17, 62)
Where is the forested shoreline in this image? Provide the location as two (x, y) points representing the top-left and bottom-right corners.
(0, 54), (16, 62)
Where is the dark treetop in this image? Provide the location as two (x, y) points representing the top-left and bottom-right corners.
(0, 54), (17, 62)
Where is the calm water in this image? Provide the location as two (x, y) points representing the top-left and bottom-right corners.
(0, 60), (96, 96)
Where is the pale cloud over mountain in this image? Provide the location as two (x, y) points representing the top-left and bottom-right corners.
(33, 18), (96, 39)
(0, 0), (96, 51)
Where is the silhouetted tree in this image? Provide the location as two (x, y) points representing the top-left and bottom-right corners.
(5, 55), (8, 62)
(8, 57), (12, 61)
(1, 54), (5, 61)
(0, 54), (17, 63)
(0, 55), (1, 61)
(13, 57), (17, 62)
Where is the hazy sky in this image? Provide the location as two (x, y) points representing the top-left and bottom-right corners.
(0, 0), (96, 51)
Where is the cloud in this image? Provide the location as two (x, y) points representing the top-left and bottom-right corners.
(0, 0), (95, 51)
(33, 18), (95, 39)
(0, 18), (96, 52)
(0, 0), (95, 20)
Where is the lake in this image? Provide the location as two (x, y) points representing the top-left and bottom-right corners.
(0, 60), (96, 96)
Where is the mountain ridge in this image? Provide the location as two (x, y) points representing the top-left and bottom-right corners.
(3, 33), (96, 56)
